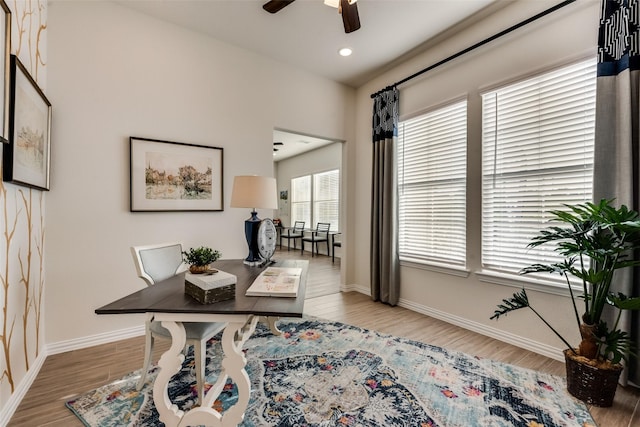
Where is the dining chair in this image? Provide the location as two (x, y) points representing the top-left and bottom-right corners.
(280, 221), (305, 251)
(130, 242), (226, 403)
(301, 222), (331, 257)
(331, 232), (342, 263)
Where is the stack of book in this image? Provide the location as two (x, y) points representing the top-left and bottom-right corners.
(245, 267), (302, 297)
(184, 270), (236, 304)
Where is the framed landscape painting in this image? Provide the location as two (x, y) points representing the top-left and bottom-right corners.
(130, 137), (224, 212)
(3, 55), (51, 191)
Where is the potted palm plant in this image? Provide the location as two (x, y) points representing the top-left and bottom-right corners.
(491, 199), (640, 406)
(182, 246), (221, 274)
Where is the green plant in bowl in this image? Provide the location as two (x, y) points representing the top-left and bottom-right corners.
(183, 246), (221, 273)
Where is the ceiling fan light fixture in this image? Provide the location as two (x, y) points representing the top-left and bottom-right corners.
(264, 0), (360, 34)
(324, 0), (356, 9)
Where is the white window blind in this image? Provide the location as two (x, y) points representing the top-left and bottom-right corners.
(481, 58), (596, 274)
(398, 100), (467, 265)
(313, 169), (340, 232)
(291, 175), (311, 227)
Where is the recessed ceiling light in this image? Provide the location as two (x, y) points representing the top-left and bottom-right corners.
(339, 47), (353, 57)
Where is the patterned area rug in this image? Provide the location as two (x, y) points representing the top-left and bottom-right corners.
(67, 317), (596, 427)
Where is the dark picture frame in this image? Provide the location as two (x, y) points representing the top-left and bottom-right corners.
(3, 55), (52, 191)
(130, 137), (224, 212)
(0, 1), (10, 144)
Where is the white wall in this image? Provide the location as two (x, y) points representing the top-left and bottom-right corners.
(45, 1), (354, 344)
(350, 0), (600, 359)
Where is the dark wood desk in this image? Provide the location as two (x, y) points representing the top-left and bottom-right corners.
(96, 259), (308, 427)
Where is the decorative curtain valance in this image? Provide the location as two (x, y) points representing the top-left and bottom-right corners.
(372, 87), (398, 142)
(597, 0), (639, 76)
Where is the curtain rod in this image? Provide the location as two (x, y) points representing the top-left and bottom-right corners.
(370, 0), (577, 99)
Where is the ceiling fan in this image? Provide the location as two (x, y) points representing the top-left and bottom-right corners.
(263, 0), (361, 34)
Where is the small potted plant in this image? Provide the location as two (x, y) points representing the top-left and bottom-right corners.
(182, 246), (221, 274)
(491, 199), (640, 406)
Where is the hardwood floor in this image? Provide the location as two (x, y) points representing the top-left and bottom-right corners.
(8, 249), (639, 426)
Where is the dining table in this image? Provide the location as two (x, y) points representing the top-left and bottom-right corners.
(95, 258), (308, 427)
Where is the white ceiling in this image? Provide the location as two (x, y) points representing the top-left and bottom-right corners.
(115, 0), (502, 160)
(272, 129), (340, 161)
(116, 0), (499, 88)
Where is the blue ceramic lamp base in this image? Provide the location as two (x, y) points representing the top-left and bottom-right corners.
(243, 210), (263, 266)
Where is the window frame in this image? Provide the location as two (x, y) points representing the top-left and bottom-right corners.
(290, 168), (340, 233)
(397, 98), (468, 270)
(290, 175), (311, 228)
(479, 57), (596, 288)
(313, 169), (340, 232)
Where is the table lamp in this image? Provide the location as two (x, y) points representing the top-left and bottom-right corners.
(230, 175), (278, 266)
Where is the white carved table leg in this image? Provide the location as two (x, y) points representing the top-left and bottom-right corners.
(153, 315), (260, 427)
(153, 320), (187, 427)
(263, 316), (282, 336)
(215, 315), (259, 425)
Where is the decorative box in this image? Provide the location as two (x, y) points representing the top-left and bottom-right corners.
(184, 270), (237, 304)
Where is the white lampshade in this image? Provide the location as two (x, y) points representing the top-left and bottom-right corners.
(230, 175), (278, 210)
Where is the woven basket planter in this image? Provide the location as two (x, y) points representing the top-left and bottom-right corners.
(189, 264), (210, 274)
(564, 349), (623, 407)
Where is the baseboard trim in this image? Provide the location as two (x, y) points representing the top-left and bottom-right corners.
(397, 297), (565, 362)
(46, 325), (145, 355)
(2, 326), (145, 424)
(341, 283), (370, 295)
(343, 287), (564, 362)
(0, 351), (47, 426)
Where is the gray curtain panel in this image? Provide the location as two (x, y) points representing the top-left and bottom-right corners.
(593, 0), (640, 385)
(371, 88), (400, 305)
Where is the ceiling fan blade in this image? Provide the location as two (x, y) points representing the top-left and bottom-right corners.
(263, 0), (295, 14)
(340, 0), (360, 33)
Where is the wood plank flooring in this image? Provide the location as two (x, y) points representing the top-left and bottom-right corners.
(8, 249), (639, 426)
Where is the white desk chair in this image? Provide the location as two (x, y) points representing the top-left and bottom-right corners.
(130, 242), (226, 403)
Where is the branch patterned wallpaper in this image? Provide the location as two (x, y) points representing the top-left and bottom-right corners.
(0, 0), (46, 412)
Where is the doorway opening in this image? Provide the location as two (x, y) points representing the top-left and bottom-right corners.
(272, 129), (345, 298)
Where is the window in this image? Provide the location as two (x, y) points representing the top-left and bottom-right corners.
(291, 169), (340, 231)
(398, 100), (467, 266)
(314, 170), (340, 232)
(481, 58), (596, 274)
(291, 175), (311, 227)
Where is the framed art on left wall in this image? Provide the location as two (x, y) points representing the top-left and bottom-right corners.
(3, 55), (52, 191)
(0, 1), (10, 144)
